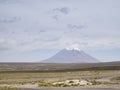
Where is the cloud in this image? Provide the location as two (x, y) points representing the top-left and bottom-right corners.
(0, 17), (21, 23)
(67, 24), (85, 30)
(62, 38), (120, 51)
(43, 37), (61, 42)
(0, 38), (15, 53)
(52, 15), (59, 21)
(0, 30), (120, 54)
(0, 0), (22, 4)
(53, 7), (70, 15)
(51, 7), (70, 21)
(0, 46), (10, 51)
(0, 0), (120, 54)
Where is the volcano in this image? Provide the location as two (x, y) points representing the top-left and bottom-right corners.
(42, 49), (99, 63)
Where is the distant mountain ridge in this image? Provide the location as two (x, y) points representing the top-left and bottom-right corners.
(42, 49), (99, 63)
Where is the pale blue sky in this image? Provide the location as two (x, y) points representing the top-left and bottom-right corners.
(0, 0), (120, 62)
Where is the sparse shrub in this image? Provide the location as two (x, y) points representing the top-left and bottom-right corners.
(53, 83), (69, 87)
(38, 82), (53, 87)
(91, 80), (101, 85)
(62, 84), (68, 87)
(69, 81), (74, 83)
(111, 76), (120, 81)
(71, 84), (79, 86)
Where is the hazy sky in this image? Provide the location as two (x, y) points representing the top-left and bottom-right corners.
(0, 0), (120, 62)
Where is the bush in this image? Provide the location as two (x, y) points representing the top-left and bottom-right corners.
(38, 82), (53, 87)
(111, 76), (120, 81)
(91, 80), (101, 85)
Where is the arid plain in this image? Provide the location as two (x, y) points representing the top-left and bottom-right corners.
(0, 62), (120, 90)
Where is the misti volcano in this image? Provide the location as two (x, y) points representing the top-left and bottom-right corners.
(42, 49), (99, 63)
